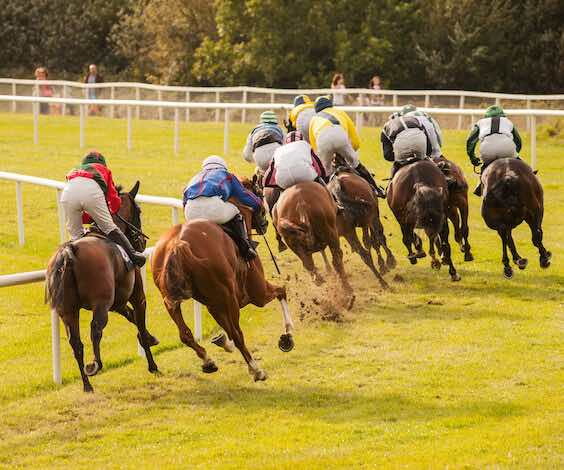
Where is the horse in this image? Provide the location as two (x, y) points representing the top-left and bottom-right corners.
(272, 181), (355, 307)
(387, 160), (461, 281)
(151, 182), (295, 382)
(481, 157), (551, 278)
(433, 155), (474, 262)
(45, 182), (158, 392)
(327, 161), (396, 288)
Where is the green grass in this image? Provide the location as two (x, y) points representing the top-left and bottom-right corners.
(0, 112), (563, 469)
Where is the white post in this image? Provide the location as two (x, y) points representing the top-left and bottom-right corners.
(270, 92), (275, 104)
(127, 106), (132, 151)
(194, 301), (202, 341)
(526, 99), (531, 132)
(51, 308), (62, 385)
(62, 85), (67, 116)
(11, 82), (16, 112)
(174, 108), (180, 154)
(158, 90), (163, 120)
(458, 95), (465, 130)
(241, 89), (247, 123)
(224, 109), (230, 156)
(185, 91), (191, 122)
(530, 115), (537, 170)
(136, 87), (141, 120)
(424, 94), (430, 108)
(172, 207), (180, 225)
(215, 91), (220, 122)
(33, 102), (39, 145)
(79, 105), (85, 148)
(16, 182), (24, 246)
(56, 189), (66, 243)
(110, 87), (115, 119)
(357, 93), (364, 129)
(495, 97), (500, 106)
(392, 94), (398, 107)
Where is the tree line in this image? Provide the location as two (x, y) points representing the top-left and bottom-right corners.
(1, 0), (563, 92)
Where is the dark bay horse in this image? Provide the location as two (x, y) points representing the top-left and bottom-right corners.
(45, 182), (158, 392)
(272, 181), (355, 305)
(328, 165), (395, 288)
(387, 160), (461, 281)
(481, 158), (551, 278)
(433, 155), (474, 262)
(151, 197), (294, 382)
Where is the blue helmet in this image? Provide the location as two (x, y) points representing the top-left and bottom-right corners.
(314, 96), (333, 113)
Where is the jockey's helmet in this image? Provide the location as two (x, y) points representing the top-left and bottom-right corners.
(202, 155), (228, 170)
(285, 131), (304, 143)
(260, 111), (278, 124)
(484, 105), (506, 118)
(314, 95), (333, 113)
(400, 104), (417, 115)
(293, 95), (312, 107)
(82, 151), (107, 166)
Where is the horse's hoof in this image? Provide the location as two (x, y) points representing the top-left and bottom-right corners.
(450, 273), (461, 282)
(313, 274), (325, 286)
(346, 294), (356, 310)
(416, 251), (427, 259)
(83, 383), (94, 393)
(147, 334), (160, 347)
(464, 252), (474, 262)
(84, 361), (101, 377)
(149, 367), (161, 375)
(540, 252), (552, 268)
(516, 258), (528, 270)
(211, 333), (227, 348)
(408, 256), (418, 265)
(253, 370), (268, 382)
(202, 361), (219, 374)
(278, 334), (294, 352)
(431, 260), (441, 270)
(504, 267), (513, 279)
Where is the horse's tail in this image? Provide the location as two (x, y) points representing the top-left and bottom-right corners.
(411, 184), (444, 234)
(159, 238), (195, 305)
(332, 177), (372, 219)
(486, 174), (520, 210)
(45, 242), (76, 311)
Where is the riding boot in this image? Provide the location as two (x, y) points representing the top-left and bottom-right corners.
(356, 162), (386, 198)
(224, 214), (258, 261)
(473, 182), (483, 197)
(107, 229), (146, 267)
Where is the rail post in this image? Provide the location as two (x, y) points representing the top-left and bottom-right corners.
(215, 91), (220, 122)
(33, 101), (39, 145)
(56, 189), (66, 243)
(158, 90), (163, 120)
(110, 86), (115, 119)
(11, 82), (16, 112)
(172, 207), (180, 225)
(79, 104), (85, 148)
(185, 91), (191, 122)
(424, 94), (430, 108)
(194, 301), (202, 341)
(127, 106), (132, 151)
(458, 95), (465, 130)
(241, 89), (247, 123)
(16, 182), (24, 246)
(174, 108), (180, 154)
(526, 99), (531, 132)
(224, 109), (230, 156)
(530, 115), (537, 170)
(392, 94), (398, 107)
(62, 85), (67, 116)
(136, 87), (141, 120)
(51, 308), (62, 385)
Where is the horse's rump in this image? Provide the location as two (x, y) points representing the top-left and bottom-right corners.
(45, 242), (77, 311)
(331, 171), (375, 222)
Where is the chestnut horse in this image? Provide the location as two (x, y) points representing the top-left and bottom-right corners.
(152, 195), (294, 382)
(481, 158), (551, 278)
(328, 164), (395, 288)
(272, 181), (355, 304)
(387, 160), (461, 281)
(433, 155), (474, 262)
(45, 182), (158, 392)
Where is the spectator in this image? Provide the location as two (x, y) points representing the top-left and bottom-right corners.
(331, 73), (346, 106)
(34, 67), (53, 115)
(84, 64), (104, 115)
(369, 74), (384, 106)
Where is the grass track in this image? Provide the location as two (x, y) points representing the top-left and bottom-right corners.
(0, 113), (563, 468)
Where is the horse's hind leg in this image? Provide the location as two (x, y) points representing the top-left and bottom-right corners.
(526, 215), (552, 268)
(440, 221), (461, 281)
(86, 304), (109, 376)
(64, 311), (94, 392)
(370, 219), (396, 270)
(299, 250), (325, 285)
(363, 226), (386, 274)
(165, 301), (217, 373)
(429, 234), (441, 270)
(507, 231), (528, 270)
(400, 225), (418, 264)
(115, 305), (159, 347)
(320, 249), (333, 274)
(328, 237), (356, 309)
(346, 230), (388, 289)
(130, 271), (159, 372)
(498, 229), (513, 278)
(458, 197), (474, 261)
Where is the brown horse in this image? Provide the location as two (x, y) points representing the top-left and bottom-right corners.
(433, 155), (474, 262)
(328, 165), (395, 288)
(481, 158), (551, 278)
(151, 193), (294, 382)
(45, 182), (158, 392)
(272, 181), (355, 304)
(387, 160), (461, 281)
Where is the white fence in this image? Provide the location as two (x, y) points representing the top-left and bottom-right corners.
(0, 171), (202, 385)
(1, 95), (564, 169)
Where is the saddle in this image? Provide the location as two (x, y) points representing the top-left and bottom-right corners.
(432, 157), (460, 192)
(83, 227), (135, 271)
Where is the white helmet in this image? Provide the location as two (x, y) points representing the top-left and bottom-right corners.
(202, 155), (227, 170)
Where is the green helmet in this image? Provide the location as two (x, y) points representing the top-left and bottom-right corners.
(484, 105), (505, 118)
(400, 104), (417, 116)
(82, 151), (106, 166)
(314, 95), (333, 113)
(293, 95), (312, 107)
(260, 110), (278, 124)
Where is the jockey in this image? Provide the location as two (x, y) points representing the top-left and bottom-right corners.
(381, 113), (432, 178)
(309, 95), (385, 197)
(400, 104), (443, 159)
(467, 105), (522, 196)
(288, 95), (315, 142)
(243, 111), (284, 173)
(264, 131), (326, 190)
(183, 156), (262, 261)
(61, 151), (146, 267)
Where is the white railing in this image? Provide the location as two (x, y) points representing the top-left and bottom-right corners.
(0, 171), (201, 385)
(2, 95), (564, 169)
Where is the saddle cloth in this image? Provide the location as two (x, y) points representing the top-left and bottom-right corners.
(84, 230), (135, 271)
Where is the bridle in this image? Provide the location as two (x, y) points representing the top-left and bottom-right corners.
(117, 194), (149, 249)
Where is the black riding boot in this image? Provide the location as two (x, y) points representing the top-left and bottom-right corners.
(224, 214), (258, 261)
(356, 162), (386, 198)
(107, 229), (146, 267)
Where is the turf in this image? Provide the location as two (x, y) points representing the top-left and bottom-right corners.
(0, 112), (562, 469)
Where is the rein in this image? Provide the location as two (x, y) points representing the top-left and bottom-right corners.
(116, 213), (150, 240)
